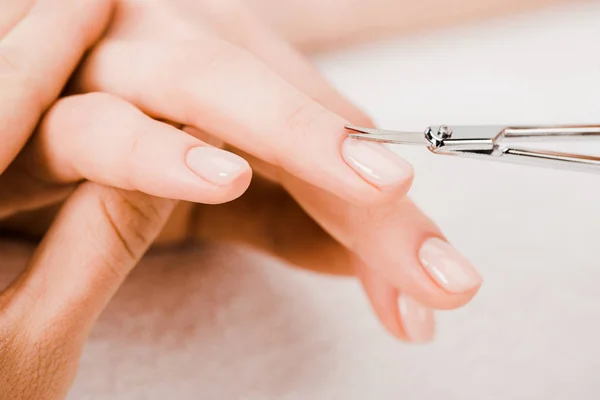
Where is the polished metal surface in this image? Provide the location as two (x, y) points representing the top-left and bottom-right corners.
(345, 125), (429, 146)
(345, 124), (600, 173)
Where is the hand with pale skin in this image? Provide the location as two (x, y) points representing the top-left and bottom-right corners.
(245, 0), (572, 51)
(79, 0), (485, 337)
(0, 0), (252, 397)
(0, 0), (562, 396)
(4, 0), (484, 344)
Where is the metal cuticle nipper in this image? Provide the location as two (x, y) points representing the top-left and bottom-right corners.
(345, 124), (600, 173)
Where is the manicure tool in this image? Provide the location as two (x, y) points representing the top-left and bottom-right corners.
(345, 124), (600, 173)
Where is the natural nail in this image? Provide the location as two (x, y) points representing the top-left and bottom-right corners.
(342, 138), (412, 189)
(398, 295), (435, 342)
(185, 146), (248, 186)
(419, 238), (483, 293)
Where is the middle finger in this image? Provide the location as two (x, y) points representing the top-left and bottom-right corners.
(228, 12), (484, 308)
(185, 11), (484, 310)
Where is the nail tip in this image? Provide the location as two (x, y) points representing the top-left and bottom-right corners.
(378, 167), (414, 191)
(419, 238), (484, 294)
(342, 137), (413, 190)
(186, 146), (250, 186)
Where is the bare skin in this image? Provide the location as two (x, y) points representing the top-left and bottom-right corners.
(0, 0), (565, 397)
(245, 0), (573, 51)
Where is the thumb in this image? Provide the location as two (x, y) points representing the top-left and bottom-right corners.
(0, 183), (175, 399)
(12, 183), (176, 325)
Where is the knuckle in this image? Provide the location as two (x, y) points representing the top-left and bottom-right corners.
(276, 99), (328, 168)
(166, 38), (242, 82)
(282, 98), (326, 139)
(80, 94), (140, 135)
(96, 188), (172, 268)
(71, 91), (121, 109)
(57, 92), (126, 117)
(100, 195), (152, 263)
(0, 47), (21, 76)
(125, 130), (143, 167)
(54, 91), (141, 138)
(47, 93), (138, 153)
(123, 133), (150, 191)
(56, 92), (138, 133)
(158, 38), (245, 122)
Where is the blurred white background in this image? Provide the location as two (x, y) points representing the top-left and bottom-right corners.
(64, 2), (600, 399)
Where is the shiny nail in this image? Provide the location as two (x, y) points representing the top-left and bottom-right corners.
(185, 147), (248, 186)
(398, 295), (435, 342)
(419, 238), (483, 293)
(342, 138), (412, 189)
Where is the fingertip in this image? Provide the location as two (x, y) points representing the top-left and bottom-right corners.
(191, 162), (253, 205)
(289, 121), (415, 208)
(398, 274), (481, 311)
(356, 261), (409, 341)
(178, 145), (253, 205)
(397, 294), (435, 343)
(358, 265), (437, 343)
(344, 138), (412, 183)
(32, 92), (253, 206)
(185, 146), (251, 187)
(421, 287), (481, 311)
(419, 237), (484, 295)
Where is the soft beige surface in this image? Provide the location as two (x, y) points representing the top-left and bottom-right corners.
(3, 2), (600, 399)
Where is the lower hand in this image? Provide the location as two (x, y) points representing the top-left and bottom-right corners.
(0, 1), (250, 397)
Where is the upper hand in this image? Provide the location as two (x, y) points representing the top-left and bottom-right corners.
(73, 0), (484, 341)
(2, 0), (483, 354)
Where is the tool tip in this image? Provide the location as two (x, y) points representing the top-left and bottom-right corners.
(344, 125), (375, 134)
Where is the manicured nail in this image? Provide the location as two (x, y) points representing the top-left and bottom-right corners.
(419, 238), (483, 293)
(398, 295), (435, 343)
(185, 147), (248, 186)
(342, 138), (412, 189)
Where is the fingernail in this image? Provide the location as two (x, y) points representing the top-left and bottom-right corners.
(419, 238), (483, 293)
(398, 295), (435, 343)
(185, 146), (248, 186)
(342, 138), (412, 189)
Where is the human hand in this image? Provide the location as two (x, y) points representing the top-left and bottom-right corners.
(244, 0), (570, 51)
(1, 0), (256, 220)
(0, 1), (253, 397)
(69, 0), (483, 342)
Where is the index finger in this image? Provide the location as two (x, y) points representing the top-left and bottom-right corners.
(0, 0), (114, 173)
(77, 38), (413, 207)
